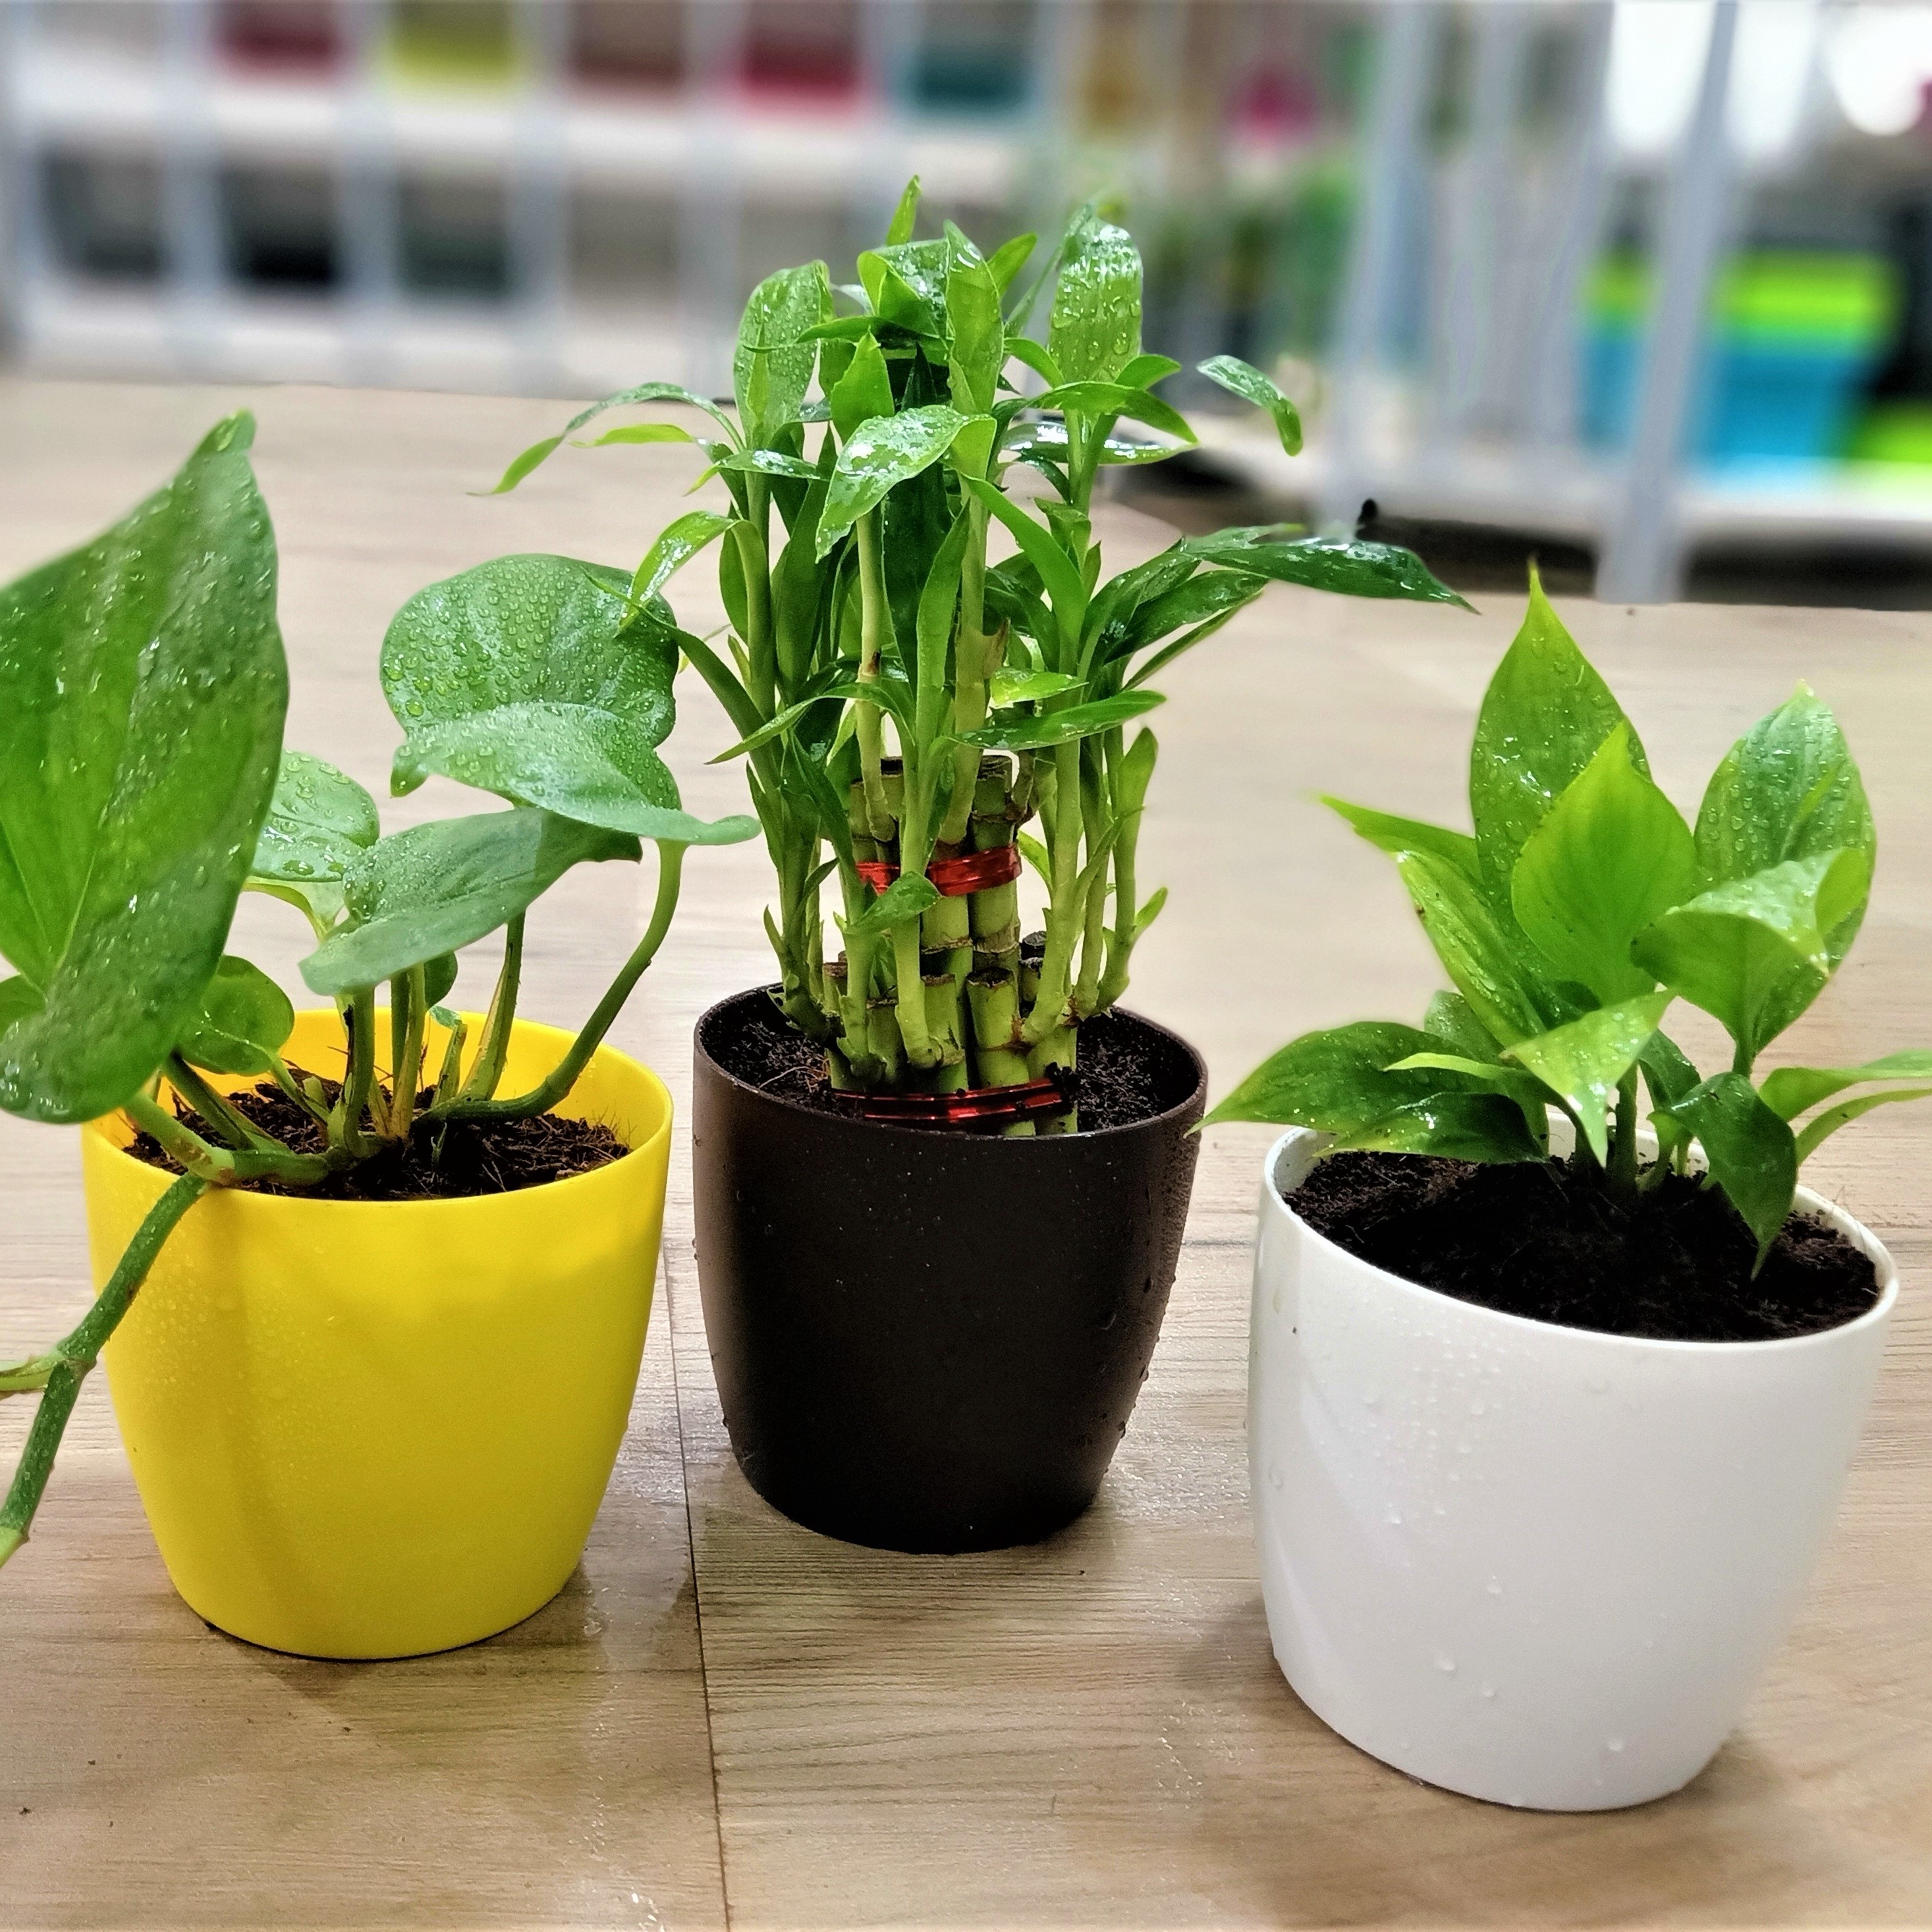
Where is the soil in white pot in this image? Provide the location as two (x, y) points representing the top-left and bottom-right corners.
(1294, 1151), (1879, 1342)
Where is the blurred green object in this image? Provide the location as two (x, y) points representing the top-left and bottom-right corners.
(1585, 252), (1901, 465)
(1589, 252), (1899, 346)
(1848, 403), (1932, 468)
(386, 0), (520, 91)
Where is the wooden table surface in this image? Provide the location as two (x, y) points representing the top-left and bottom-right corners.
(1, 381), (1928, 1931)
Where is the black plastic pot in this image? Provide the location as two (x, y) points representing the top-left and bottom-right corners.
(691, 989), (1207, 1553)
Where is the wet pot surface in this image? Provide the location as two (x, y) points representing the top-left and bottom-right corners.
(692, 989), (1206, 1553)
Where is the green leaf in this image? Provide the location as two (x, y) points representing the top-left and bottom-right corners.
(1423, 989), (1502, 1061)
(1205, 1020), (1481, 1130)
(1003, 419), (1178, 472)
(1335, 1093), (1547, 1163)
(1510, 721), (1697, 1003)
(1004, 337), (1064, 388)
(962, 477), (1088, 639)
(1639, 1030), (1703, 1108)
(482, 382), (740, 493)
(1179, 530), (1468, 608)
(1665, 1072), (1797, 1266)
(0, 412), (287, 1124)
(956, 690), (1164, 751)
(1759, 1051), (1932, 1120)
(177, 955), (294, 1076)
(848, 871), (941, 937)
(1505, 993), (1674, 1164)
(1469, 568), (1629, 894)
(1395, 848), (1574, 1047)
(1048, 211), (1142, 385)
(945, 222), (1005, 420)
(577, 422), (700, 449)
(383, 554), (747, 843)
(1197, 353), (1303, 455)
(815, 406), (977, 560)
(300, 811), (640, 997)
(1383, 1050), (1552, 1119)
(1117, 352), (1182, 389)
(1029, 381), (1196, 445)
(989, 669), (1083, 707)
(886, 175), (920, 246)
(1323, 798), (1482, 880)
(986, 232), (1036, 294)
(250, 750), (379, 886)
(707, 695), (826, 765)
(1794, 1085), (1932, 1163)
(479, 433), (565, 495)
(1696, 684), (1875, 1048)
(424, 951), (458, 1008)
(857, 240), (951, 335)
(1631, 848), (1873, 1065)
(828, 331), (896, 444)
(710, 448), (822, 481)
(1113, 569), (1263, 658)
(632, 510), (736, 603)
(734, 261), (832, 449)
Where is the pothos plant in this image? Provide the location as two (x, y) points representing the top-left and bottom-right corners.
(0, 414), (753, 1570)
(489, 180), (1465, 1128)
(1207, 570), (1932, 1269)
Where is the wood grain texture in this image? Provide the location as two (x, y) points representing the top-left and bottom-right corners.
(0, 380), (1927, 1929)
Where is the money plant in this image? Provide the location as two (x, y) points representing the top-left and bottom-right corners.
(1207, 571), (1932, 1267)
(0, 414), (753, 1569)
(489, 181), (1464, 1128)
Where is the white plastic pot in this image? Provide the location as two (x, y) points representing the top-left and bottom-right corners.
(1250, 1125), (1898, 1811)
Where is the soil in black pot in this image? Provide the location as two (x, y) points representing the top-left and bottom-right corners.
(1291, 1151), (1881, 1343)
(705, 992), (1186, 1132)
(128, 1078), (624, 1201)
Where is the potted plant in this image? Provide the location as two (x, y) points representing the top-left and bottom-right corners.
(1209, 571), (1919, 1809)
(0, 414), (754, 1658)
(489, 181), (1466, 1551)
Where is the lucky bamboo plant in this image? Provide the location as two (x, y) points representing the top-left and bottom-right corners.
(1208, 571), (1932, 1267)
(0, 414), (753, 1568)
(490, 182), (1465, 1128)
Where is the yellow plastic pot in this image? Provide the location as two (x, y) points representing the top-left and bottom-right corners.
(81, 1009), (671, 1659)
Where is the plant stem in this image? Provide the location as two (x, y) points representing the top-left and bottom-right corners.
(460, 914), (524, 1103)
(854, 510), (897, 842)
(1020, 740), (1084, 1047)
(732, 508), (777, 718)
(165, 1055), (282, 1153)
(1609, 1068), (1641, 1201)
(388, 964), (428, 1138)
(939, 498), (995, 845)
(337, 987), (381, 1157)
(437, 843), (686, 1124)
(125, 1091), (332, 1188)
(0, 1172), (207, 1568)
(267, 1051), (331, 1123)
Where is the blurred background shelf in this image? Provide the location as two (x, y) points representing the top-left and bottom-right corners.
(5, 0), (1932, 604)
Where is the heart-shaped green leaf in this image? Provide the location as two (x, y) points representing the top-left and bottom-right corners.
(300, 810), (639, 997)
(177, 955), (295, 1076)
(1695, 684), (1875, 1050)
(1505, 993), (1674, 1163)
(384, 553), (748, 844)
(1631, 847), (1872, 1065)
(250, 750), (379, 887)
(0, 412), (287, 1123)
(1470, 570), (1630, 895)
(1510, 721), (1698, 1003)
(1202, 1020), (1484, 1131)
(1663, 1072), (1797, 1267)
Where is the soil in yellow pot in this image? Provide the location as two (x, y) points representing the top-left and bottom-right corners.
(81, 1009), (671, 1659)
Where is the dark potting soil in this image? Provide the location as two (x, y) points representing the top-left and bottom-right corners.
(1290, 1151), (1881, 1343)
(705, 989), (1194, 1134)
(126, 1078), (626, 1202)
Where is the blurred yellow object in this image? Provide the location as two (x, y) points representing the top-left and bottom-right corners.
(83, 1009), (670, 1660)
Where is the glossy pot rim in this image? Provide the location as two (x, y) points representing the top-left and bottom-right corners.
(87, 1008), (675, 1221)
(1261, 1124), (1900, 1358)
(694, 985), (1208, 1142)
